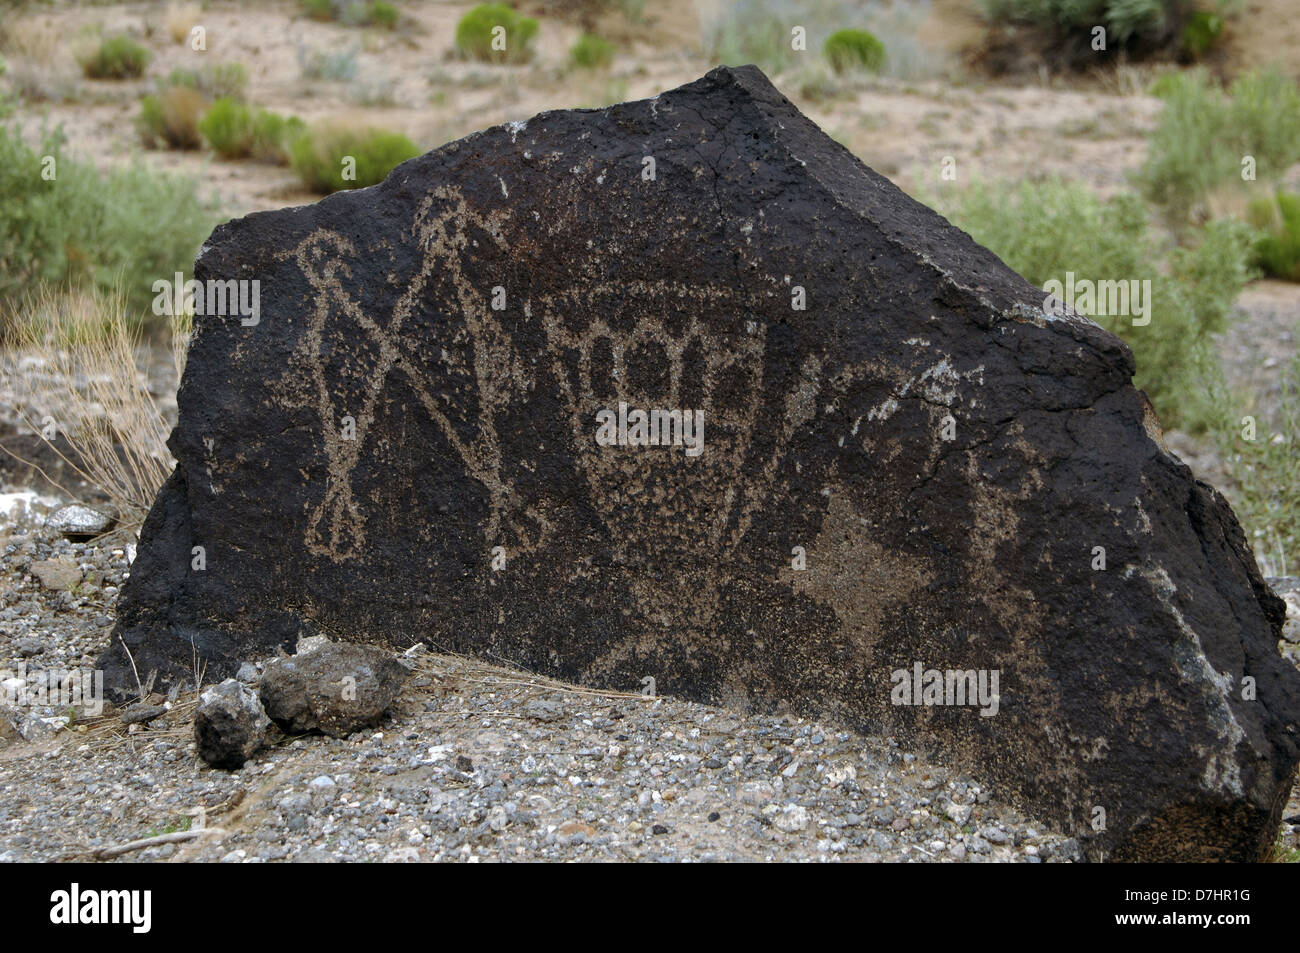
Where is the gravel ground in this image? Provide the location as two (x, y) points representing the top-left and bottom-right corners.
(1, 500), (1298, 863)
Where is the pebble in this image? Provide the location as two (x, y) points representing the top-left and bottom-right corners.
(945, 802), (973, 826)
(16, 638), (44, 658)
(774, 804), (810, 833)
(46, 503), (114, 539)
(979, 825), (1010, 845)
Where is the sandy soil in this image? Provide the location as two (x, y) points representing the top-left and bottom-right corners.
(3, 0), (1175, 214)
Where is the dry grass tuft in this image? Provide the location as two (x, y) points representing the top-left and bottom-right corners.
(1, 288), (182, 525)
(164, 2), (202, 45)
(2, 17), (79, 101)
(408, 649), (645, 701)
(139, 85), (206, 150)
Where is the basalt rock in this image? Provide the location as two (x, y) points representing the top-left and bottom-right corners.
(97, 66), (1300, 861)
(46, 502), (115, 540)
(259, 641), (407, 738)
(194, 679), (270, 770)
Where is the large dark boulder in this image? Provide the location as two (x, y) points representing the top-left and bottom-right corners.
(98, 66), (1300, 861)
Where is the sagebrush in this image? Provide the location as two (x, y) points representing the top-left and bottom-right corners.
(0, 110), (216, 331)
(1136, 68), (1300, 230)
(79, 35), (150, 79)
(289, 122), (419, 193)
(455, 3), (538, 63)
(932, 178), (1254, 433)
(138, 85), (205, 150)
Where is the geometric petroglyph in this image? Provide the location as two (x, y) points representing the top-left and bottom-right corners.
(276, 185), (830, 662)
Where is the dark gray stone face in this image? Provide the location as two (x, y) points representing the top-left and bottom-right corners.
(98, 66), (1300, 861)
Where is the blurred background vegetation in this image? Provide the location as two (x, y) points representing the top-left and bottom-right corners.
(0, 0), (1295, 575)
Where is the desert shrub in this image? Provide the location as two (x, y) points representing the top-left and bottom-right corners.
(3, 17), (79, 101)
(979, 0), (1181, 53)
(1180, 9), (1223, 59)
(540, 0), (642, 28)
(165, 63), (249, 101)
(1214, 348), (1300, 577)
(1134, 70), (1234, 226)
(455, 3), (538, 63)
(79, 35), (150, 80)
(1247, 192), (1300, 281)
(367, 2), (399, 29)
(794, 61), (850, 103)
(1229, 69), (1300, 179)
(1135, 68), (1300, 230)
(933, 178), (1254, 432)
(570, 33), (615, 69)
(5, 288), (178, 522)
(0, 116), (216, 327)
(824, 28), (884, 74)
(302, 0), (400, 28)
(303, 0), (336, 20)
(198, 97), (256, 158)
(705, 0), (797, 75)
(289, 122), (419, 193)
(1145, 70), (1183, 98)
(705, 0), (937, 80)
(249, 110), (306, 164)
(164, 2), (201, 45)
(138, 85), (205, 150)
(297, 42), (359, 81)
(212, 62), (249, 99)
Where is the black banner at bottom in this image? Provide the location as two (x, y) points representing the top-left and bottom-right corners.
(6, 861), (1286, 942)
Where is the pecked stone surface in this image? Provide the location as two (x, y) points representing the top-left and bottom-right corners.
(98, 66), (1300, 861)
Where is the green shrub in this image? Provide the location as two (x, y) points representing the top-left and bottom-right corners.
(1146, 70), (1183, 98)
(933, 178), (1254, 432)
(570, 33), (615, 70)
(303, 0), (399, 27)
(1135, 68), (1300, 230)
(138, 86), (205, 150)
(455, 3), (538, 64)
(980, 0), (1174, 48)
(824, 28), (885, 75)
(1133, 70), (1234, 228)
(1181, 9), (1223, 59)
(708, 0), (935, 80)
(198, 97), (256, 158)
(368, 1), (399, 29)
(1213, 348), (1300, 577)
(211, 63), (249, 100)
(1229, 68), (1300, 180)
(1247, 192), (1300, 281)
(0, 118), (216, 329)
(290, 122), (419, 193)
(164, 62), (249, 101)
(302, 0), (335, 21)
(79, 35), (150, 80)
(251, 110), (306, 164)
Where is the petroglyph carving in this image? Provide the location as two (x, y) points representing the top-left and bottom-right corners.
(281, 195), (825, 660)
